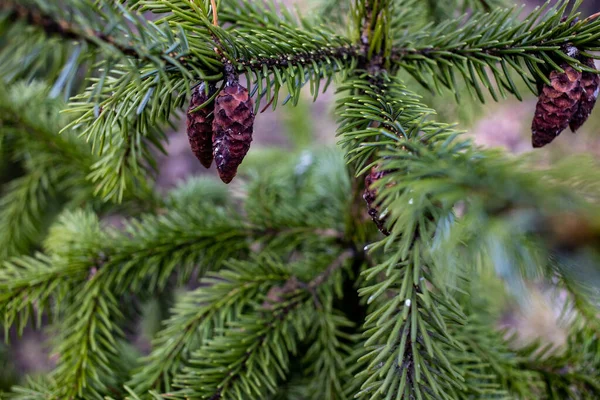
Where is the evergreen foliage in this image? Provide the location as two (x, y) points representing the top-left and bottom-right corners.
(1, 0), (600, 399)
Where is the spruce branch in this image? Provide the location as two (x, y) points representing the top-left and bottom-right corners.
(168, 251), (353, 400)
(0, 172), (59, 261)
(6, 377), (58, 400)
(391, 1), (600, 101)
(302, 304), (355, 400)
(171, 295), (314, 400)
(52, 0), (359, 199)
(1, 1), (143, 59)
(0, 253), (76, 336)
(0, 160), (353, 398)
(0, 82), (152, 257)
(1, 209), (106, 338)
(127, 256), (292, 394)
(337, 68), (600, 397)
(0, 83), (94, 259)
(337, 72), (600, 292)
(354, 244), (467, 399)
(51, 277), (126, 400)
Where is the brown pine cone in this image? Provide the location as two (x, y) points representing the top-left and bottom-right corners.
(186, 83), (216, 168)
(363, 165), (390, 236)
(532, 65), (583, 148)
(569, 56), (600, 132)
(212, 81), (255, 184)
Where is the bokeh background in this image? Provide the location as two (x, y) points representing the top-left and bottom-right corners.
(2, 0), (600, 391)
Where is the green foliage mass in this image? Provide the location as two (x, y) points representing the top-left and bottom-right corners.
(1, 0), (600, 399)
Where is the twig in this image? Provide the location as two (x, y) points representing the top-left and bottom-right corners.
(308, 250), (354, 289)
(210, 0), (219, 26)
(584, 12), (600, 24)
(265, 249), (355, 305)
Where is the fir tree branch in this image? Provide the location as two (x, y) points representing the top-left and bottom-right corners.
(4, 1), (600, 398)
(154, 250), (353, 400)
(450, 312), (537, 399)
(171, 295), (314, 399)
(0, 83), (94, 259)
(0, 253), (79, 336)
(391, 1), (600, 101)
(6, 377), (59, 400)
(1, 1), (142, 59)
(336, 69), (600, 397)
(127, 256), (292, 394)
(0, 82), (91, 171)
(302, 304), (355, 400)
(0, 210), (107, 338)
(1, 160), (353, 398)
(354, 245), (467, 399)
(0, 172), (59, 261)
(52, 278), (126, 400)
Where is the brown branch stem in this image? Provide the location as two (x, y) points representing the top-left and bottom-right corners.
(210, 0), (219, 26)
(584, 12), (600, 24)
(308, 250), (354, 289)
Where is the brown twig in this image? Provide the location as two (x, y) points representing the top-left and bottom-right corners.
(308, 250), (354, 289)
(584, 12), (600, 24)
(210, 0), (219, 26)
(264, 249), (355, 308)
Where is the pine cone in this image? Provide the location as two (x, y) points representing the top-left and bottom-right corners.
(363, 165), (390, 236)
(212, 81), (255, 184)
(531, 65), (583, 148)
(569, 56), (600, 132)
(186, 83), (216, 168)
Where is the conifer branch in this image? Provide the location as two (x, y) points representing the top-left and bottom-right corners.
(337, 68), (600, 396)
(52, 277), (126, 400)
(127, 257), (292, 394)
(391, 1), (600, 101)
(302, 305), (355, 400)
(0, 253), (78, 336)
(0, 172), (59, 261)
(146, 250), (353, 400)
(6, 377), (58, 400)
(3, 1), (600, 398)
(1, 1), (141, 59)
(172, 295), (313, 399)
(0, 83), (95, 260)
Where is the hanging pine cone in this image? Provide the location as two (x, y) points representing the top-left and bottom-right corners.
(569, 56), (600, 132)
(186, 83), (216, 168)
(212, 73), (255, 184)
(363, 165), (390, 236)
(531, 64), (583, 148)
